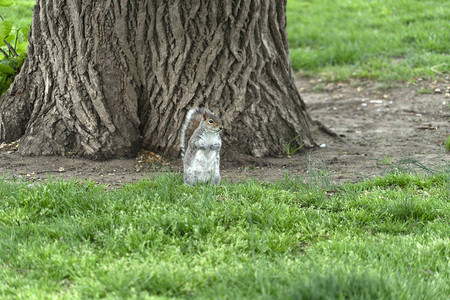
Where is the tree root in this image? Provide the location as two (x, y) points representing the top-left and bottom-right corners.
(313, 120), (346, 143)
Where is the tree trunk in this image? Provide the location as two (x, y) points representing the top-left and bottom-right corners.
(0, 0), (314, 159)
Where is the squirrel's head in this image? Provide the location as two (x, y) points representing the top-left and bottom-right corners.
(203, 111), (223, 132)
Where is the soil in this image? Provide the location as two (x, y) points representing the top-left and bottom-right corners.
(1, 77), (449, 188)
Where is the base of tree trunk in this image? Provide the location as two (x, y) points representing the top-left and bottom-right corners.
(0, 0), (314, 160)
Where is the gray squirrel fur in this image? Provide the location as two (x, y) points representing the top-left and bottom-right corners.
(180, 107), (223, 185)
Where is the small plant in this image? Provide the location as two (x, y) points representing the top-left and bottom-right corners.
(285, 134), (304, 156)
(0, 0), (29, 97)
(381, 157), (439, 176)
(312, 83), (325, 92)
(381, 155), (394, 165)
(417, 86), (432, 94)
(445, 135), (450, 152)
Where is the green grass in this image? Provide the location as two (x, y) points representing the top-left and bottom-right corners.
(1, 171), (449, 299)
(287, 0), (449, 81)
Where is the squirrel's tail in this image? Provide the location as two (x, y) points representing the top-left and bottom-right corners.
(180, 107), (205, 158)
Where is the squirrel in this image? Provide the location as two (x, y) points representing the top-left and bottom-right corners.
(180, 107), (223, 185)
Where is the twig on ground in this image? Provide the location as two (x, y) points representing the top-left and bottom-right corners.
(430, 63), (446, 75)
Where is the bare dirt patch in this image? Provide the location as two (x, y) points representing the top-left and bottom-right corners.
(1, 78), (449, 187)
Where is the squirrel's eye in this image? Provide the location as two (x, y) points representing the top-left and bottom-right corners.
(208, 119), (214, 124)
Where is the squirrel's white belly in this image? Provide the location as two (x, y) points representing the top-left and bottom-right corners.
(188, 149), (219, 182)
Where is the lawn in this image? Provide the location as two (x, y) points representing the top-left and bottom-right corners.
(286, 0), (449, 81)
(1, 172), (449, 298)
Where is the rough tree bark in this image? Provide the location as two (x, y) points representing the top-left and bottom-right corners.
(0, 0), (314, 159)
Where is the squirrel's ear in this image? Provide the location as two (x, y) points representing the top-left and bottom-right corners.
(203, 112), (208, 120)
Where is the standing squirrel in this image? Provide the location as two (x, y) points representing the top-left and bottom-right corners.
(180, 107), (223, 185)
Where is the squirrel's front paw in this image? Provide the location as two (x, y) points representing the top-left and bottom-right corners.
(194, 141), (207, 149)
(209, 144), (221, 150)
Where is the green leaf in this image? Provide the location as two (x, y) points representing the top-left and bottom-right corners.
(3, 33), (14, 44)
(0, 62), (15, 74)
(0, 20), (12, 39)
(2, 56), (21, 68)
(0, 76), (13, 95)
(16, 41), (28, 54)
(20, 26), (30, 40)
(0, 0), (15, 7)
